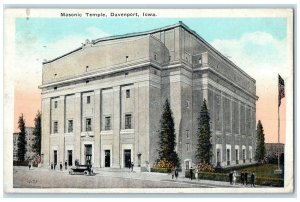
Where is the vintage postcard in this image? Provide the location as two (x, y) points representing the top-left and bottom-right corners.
(3, 8), (294, 193)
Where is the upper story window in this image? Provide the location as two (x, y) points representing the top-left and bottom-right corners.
(186, 130), (190, 139)
(186, 100), (190, 108)
(125, 114), (132, 129)
(86, 66), (89, 72)
(105, 116), (111, 130)
(54, 87), (57, 91)
(126, 89), (130, 98)
(199, 57), (202, 64)
(186, 143), (190, 152)
(154, 54), (157, 60)
(68, 120), (73, 133)
(53, 121), (58, 134)
(126, 56), (129, 62)
(87, 96), (91, 104)
(54, 101), (58, 108)
(85, 118), (92, 132)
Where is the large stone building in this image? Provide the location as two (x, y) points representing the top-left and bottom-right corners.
(13, 127), (36, 161)
(40, 22), (257, 170)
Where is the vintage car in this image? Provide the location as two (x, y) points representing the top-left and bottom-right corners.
(69, 165), (93, 175)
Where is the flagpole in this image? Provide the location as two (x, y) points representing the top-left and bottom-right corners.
(278, 98), (280, 170)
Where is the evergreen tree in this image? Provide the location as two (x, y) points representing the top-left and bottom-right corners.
(195, 99), (212, 164)
(33, 111), (41, 155)
(255, 120), (266, 163)
(17, 114), (27, 162)
(158, 99), (180, 167)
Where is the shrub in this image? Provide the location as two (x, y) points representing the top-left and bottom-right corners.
(185, 171), (284, 187)
(195, 162), (215, 172)
(13, 160), (29, 166)
(153, 158), (175, 169)
(151, 167), (172, 173)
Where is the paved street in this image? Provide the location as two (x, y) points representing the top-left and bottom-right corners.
(13, 166), (247, 189)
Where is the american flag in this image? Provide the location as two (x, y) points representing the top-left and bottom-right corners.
(278, 75), (285, 107)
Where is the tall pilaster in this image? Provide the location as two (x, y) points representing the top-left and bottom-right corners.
(74, 92), (81, 164)
(112, 86), (121, 168)
(59, 95), (65, 163)
(94, 89), (101, 167)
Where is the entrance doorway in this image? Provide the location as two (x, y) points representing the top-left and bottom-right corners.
(124, 149), (131, 168)
(68, 150), (73, 166)
(105, 150), (110, 167)
(54, 150), (57, 165)
(85, 144), (92, 165)
(216, 149), (221, 166)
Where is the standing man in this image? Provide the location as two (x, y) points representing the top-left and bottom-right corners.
(245, 171), (248, 186)
(241, 172), (245, 185)
(251, 172), (256, 187)
(229, 171), (233, 185)
(128, 159), (131, 172)
(131, 162), (134, 172)
(175, 167), (179, 179)
(65, 160), (68, 170)
(189, 167), (193, 180)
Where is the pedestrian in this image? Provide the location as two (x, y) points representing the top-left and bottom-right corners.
(65, 160), (67, 170)
(128, 160), (131, 171)
(28, 160), (31, 170)
(251, 172), (255, 187)
(54, 163), (56, 170)
(51, 162), (53, 170)
(245, 171), (248, 186)
(233, 170), (237, 185)
(175, 167), (179, 179)
(195, 168), (200, 180)
(229, 171), (233, 185)
(131, 162), (134, 172)
(241, 172), (244, 185)
(171, 167), (175, 179)
(189, 167), (193, 180)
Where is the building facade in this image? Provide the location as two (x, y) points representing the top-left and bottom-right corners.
(40, 22), (257, 170)
(13, 133), (19, 161)
(13, 127), (36, 161)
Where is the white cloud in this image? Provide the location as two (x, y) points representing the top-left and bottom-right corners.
(211, 31), (289, 80)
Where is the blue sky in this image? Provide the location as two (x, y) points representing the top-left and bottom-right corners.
(16, 18), (287, 44)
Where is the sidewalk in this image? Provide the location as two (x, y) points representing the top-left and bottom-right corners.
(16, 166), (264, 188)
(93, 167), (259, 188)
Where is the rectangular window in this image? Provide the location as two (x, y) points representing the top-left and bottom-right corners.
(68, 120), (73, 133)
(243, 149), (246, 163)
(125, 114), (132, 129)
(54, 101), (58, 108)
(186, 100), (190, 108)
(53, 121), (58, 133)
(186, 130), (190, 139)
(235, 149), (239, 164)
(126, 89), (130, 98)
(105, 116), (111, 130)
(86, 118), (92, 132)
(87, 96), (90, 104)
(154, 54), (157, 60)
(186, 143), (190, 151)
(227, 149), (230, 166)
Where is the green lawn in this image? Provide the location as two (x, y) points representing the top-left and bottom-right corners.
(237, 164), (283, 179)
